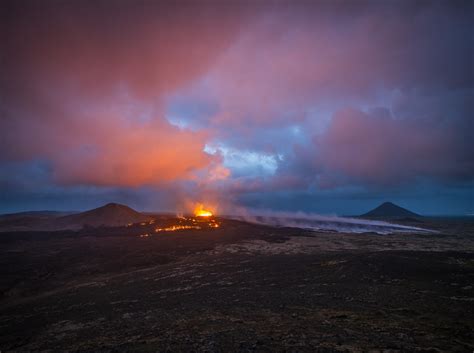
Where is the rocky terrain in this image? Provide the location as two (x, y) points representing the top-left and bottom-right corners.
(1, 217), (473, 352)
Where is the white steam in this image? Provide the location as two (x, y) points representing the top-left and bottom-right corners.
(229, 209), (433, 235)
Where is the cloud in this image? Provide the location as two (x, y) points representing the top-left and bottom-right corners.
(313, 107), (473, 187)
(0, 0), (251, 186)
(193, 0), (473, 191)
(0, 0), (472, 213)
(197, 0), (473, 129)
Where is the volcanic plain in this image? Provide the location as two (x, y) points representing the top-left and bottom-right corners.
(1, 211), (473, 352)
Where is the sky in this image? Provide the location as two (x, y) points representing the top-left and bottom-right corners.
(1, 0), (473, 216)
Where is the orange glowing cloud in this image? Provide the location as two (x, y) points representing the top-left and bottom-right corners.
(0, 1), (248, 187)
(52, 121), (214, 187)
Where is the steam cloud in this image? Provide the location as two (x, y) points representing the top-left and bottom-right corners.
(230, 210), (433, 235)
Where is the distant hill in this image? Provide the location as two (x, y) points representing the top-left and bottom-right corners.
(0, 211), (72, 232)
(0, 203), (151, 232)
(0, 210), (74, 219)
(55, 203), (151, 230)
(360, 202), (421, 219)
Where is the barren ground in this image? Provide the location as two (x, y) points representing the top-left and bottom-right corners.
(1, 218), (473, 352)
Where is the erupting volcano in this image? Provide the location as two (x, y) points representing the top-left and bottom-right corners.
(132, 203), (221, 236)
(194, 203), (213, 217)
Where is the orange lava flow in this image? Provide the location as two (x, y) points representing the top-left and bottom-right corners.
(155, 225), (201, 232)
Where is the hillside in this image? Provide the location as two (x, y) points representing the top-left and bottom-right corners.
(55, 203), (151, 230)
(361, 202), (421, 219)
(0, 203), (151, 232)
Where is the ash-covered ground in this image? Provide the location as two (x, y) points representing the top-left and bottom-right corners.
(1, 217), (473, 352)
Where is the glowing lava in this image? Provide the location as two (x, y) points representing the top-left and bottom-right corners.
(194, 203), (213, 217)
(138, 204), (220, 237)
(155, 225), (201, 232)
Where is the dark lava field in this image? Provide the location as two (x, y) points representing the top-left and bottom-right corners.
(1, 217), (473, 352)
